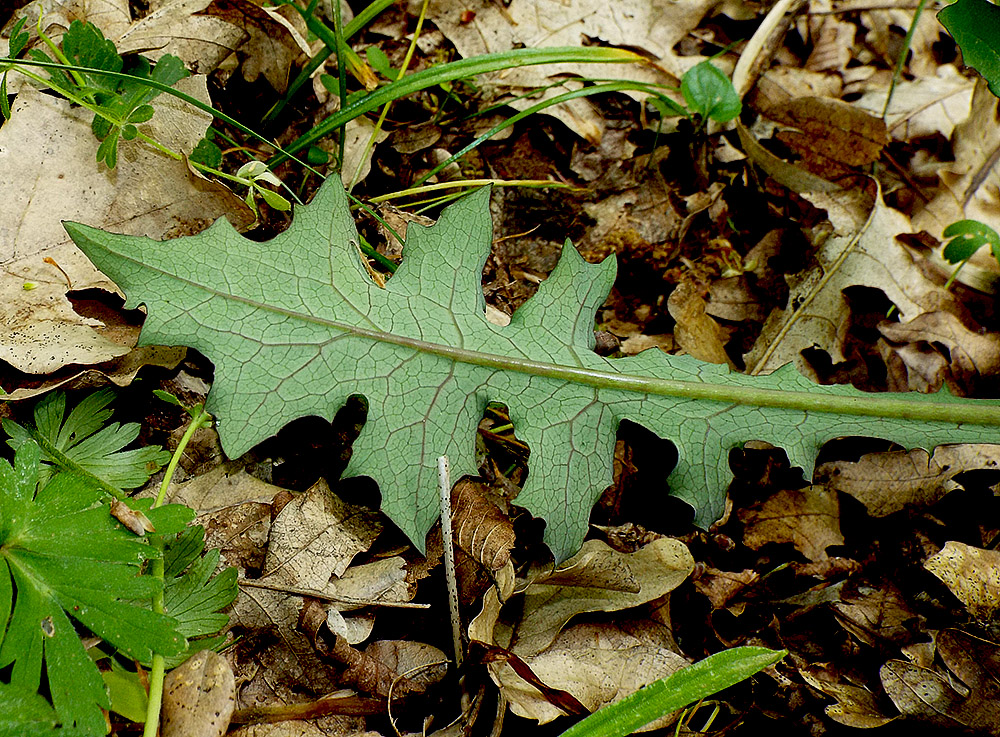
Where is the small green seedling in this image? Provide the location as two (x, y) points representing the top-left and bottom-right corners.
(940, 218), (1000, 290)
(234, 160), (292, 217)
(23, 19), (189, 168)
(680, 60), (742, 124)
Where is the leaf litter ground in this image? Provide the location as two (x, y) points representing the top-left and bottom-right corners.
(6, 0), (1000, 735)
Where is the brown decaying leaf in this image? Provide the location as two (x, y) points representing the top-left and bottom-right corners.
(162, 650), (236, 737)
(879, 310), (1000, 393)
(833, 580), (920, 648)
(817, 445), (1000, 518)
(469, 538), (693, 724)
(771, 97), (888, 175)
(230, 480), (382, 707)
(924, 541), (1000, 620)
(306, 600), (446, 702)
(110, 499), (155, 535)
(667, 280), (734, 367)
(798, 662), (896, 728)
(745, 184), (953, 374)
(452, 479), (516, 571)
(739, 486), (843, 562)
(880, 660), (972, 730)
(692, 567), (759, 610)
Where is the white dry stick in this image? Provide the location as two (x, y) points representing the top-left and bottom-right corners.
(438, 455), (464, 669)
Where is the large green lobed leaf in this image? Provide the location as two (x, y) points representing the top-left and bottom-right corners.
(66, 178), (1000, 561)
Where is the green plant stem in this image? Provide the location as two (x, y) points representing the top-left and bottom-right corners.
(266, 0), (395, 122)
(882, 0), (928, 117)
(143, 406), (212, 737)
(349, 0), (430, 191)
(269, 46), (645, 165)
(366, 178), (575, 204)
(331, 0), (348, 170)
(35, 18), (89, 96)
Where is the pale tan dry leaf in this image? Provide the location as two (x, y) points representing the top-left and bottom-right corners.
(706, 276), (768, 322)
(817, 445), (1000, 517)
(751, 67), (844, 116)
(164, 466), (282, 512)
(374, 206), (434, 260)
(495, 621), (688, 725)
(452, 479), (515, 571)
(229, 715), (372, 737)
(110, 499), (155, 535)
(27, 0), (132, 42)
(854, 64), (974, 142)
(738, 485), (843, 562)
(337, 118), (389, 188)
(925, 541), (1000, 620)
(915, 81), (1000, 293)
(119, 0), (310, 93)
(858, 3), (946, 78)
(165, 469), (274, 575)
(432, 0), (719, 140)
(618, 334), (675, 356)
(231, 480), (382, 702)
(0, 82), (252, 375)
(745, 184), (951, 374)
(162, 650), (236, 737)
(803, 12), (854, 73)
(667, 280), (734, 366)
(0, 345), (185, 401)
(880, 660), (972, 730)
(118, 0), (245, 74)
(798, 663), (896, 728)
(323, 557), (414, 643)
(509, 537), (692, 658)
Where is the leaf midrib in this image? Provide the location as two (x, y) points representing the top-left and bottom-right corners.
(97, 240), (1000, 429)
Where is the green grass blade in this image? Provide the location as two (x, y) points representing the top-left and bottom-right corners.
(558, 647), (786, 737)
(269, 46), (645, 164)
(414, 81), (674, 187)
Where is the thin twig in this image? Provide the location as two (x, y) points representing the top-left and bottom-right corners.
(238, 578), (430, 609)
(438, 455), (464, 669)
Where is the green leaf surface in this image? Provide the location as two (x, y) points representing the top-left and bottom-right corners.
(681, 61), (741, 122)
(3, 390), (170, 498)
(939, 0), (1000, 99)
(0, 444), (186, 731)
(61, 20), (122, 96)
(159, 527), (237, 667)
(942, 218), (1000, 264)
(0, 681), (90, 736)
(66, 178), (1000, 561)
